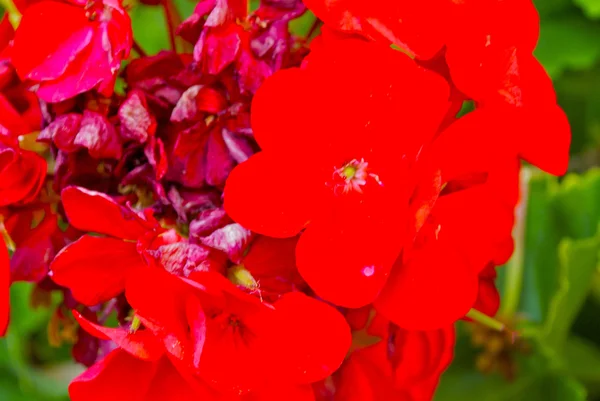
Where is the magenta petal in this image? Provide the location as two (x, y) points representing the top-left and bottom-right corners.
(26, 27), (94, 81)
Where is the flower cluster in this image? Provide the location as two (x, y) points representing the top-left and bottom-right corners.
(0, 0), (570, 399)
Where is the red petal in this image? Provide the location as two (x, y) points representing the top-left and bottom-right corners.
(0, 149), (47, 207)
(512, 105), (571, 176)
(224, 152), (316, 238)
(145, 358), (216, 401)
(375, 238), (478, 330)
(474, 264), (501, 317)
(73, 310), (164, 361)
(61, 186), (150, 239)
(242, 236), (306, 299)
(302, 0), (448, 59)
(69, 349), (157, 401)
(51, 235), (144, 306)
(245, 384), (315, 401)
(296, 187), (406, 308)
(273, 292), (351, 384)
(125, 268), (206, 372)
(390, 325), (455, 388)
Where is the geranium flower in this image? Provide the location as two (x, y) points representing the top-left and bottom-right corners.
(225, 31), (556, 330)
(69, 262), (350, 400)
(9, 0), (132, 102)
(185, 272), (350, 396)
(225, 35), (448, 306)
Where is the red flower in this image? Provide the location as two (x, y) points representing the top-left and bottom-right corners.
(10, 0), (132, 102)
(302, 0), (570, 175)
(225, 36), (449, 308)
(68, 262), (349, 400)
(181, 271), (350, 396)
(225, 33), (531, 330)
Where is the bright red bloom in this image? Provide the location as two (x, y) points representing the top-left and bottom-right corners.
(225, 32), (538, 330)
(10, 0), (132, 102)
(181, 272), (350, 396)
(302, 0), (570, 175)
(225, 36), (448, 309)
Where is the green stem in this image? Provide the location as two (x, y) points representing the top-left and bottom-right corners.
(467, 309), (505, 331)
(501, 166), (532, 317)
(0, 0), (22, 27)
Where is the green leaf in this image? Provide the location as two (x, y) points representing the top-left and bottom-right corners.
(551, 168), (600, 240)
(574, 0), (600, 19)
(519, 172), (561, 322)
(535, 16), (600, 79)
(542, 235), (600, 350)
(563, 336), (600, 384)
(436, 358), (586, 401)
(533, 0), (573, 16)
(130, 4), (170, 55)
(555, 67), (600, 155)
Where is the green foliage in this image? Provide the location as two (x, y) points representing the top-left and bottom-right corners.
(0, 284), (75, 401)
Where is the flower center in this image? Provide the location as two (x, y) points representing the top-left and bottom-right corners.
(342, 165), (358, 180)
(333, 158), (382, 195)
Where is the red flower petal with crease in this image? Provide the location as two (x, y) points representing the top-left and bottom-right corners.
(51, 235), (145, 306)
(73, 310), (164, 361)
(125, 268), (206, 372)
(61, 186), (150, 240)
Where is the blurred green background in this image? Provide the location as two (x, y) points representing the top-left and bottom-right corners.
(2, 0), (600, 399)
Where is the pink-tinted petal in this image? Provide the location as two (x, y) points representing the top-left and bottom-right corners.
(199, 223), (253, 264)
